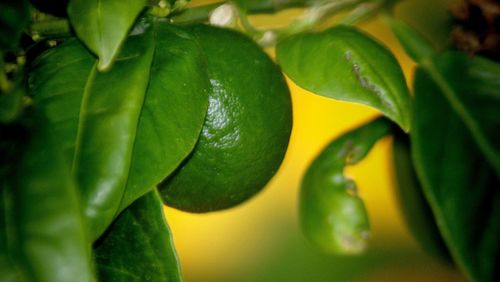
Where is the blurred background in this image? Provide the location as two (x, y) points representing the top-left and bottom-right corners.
(164, 0), (466, 281)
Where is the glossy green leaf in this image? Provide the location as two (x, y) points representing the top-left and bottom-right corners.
(32, 28), (155, 241)
(76, 30), (155, 241)
(67, 0), (147, 70)
(300, 117), (393, 255)
(0, 0), (29, 52)
(95, 190), (182, 281)
(391, 132), (450, 262)
(412, 61), (500, 282)
(277, 26), (411, 132)
(0, 111), (94, 282)
(422, 52), (500, 177)
(29, 21), (209, 241)
(118, 22), (210, 213)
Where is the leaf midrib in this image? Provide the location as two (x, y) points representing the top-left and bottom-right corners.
(412, 87), (477, 282)
(422, 59), (500, 178)
(113, 22), (158, 220)
(71, 63), (97, 174)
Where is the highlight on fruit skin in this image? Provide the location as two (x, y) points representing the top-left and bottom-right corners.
(159, 24), (293, 213)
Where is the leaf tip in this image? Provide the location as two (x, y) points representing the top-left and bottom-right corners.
(400, 119), (411, 133)
(97, 58), (112, 72)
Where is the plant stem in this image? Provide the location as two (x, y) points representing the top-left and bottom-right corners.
(173, 0), (362, 47)
(29, 19), (71, 41)
(171, 0), (310, 23)
(340, 0), (384, 25)
(171, 2), (224, 23)
(29, 0), (371, 44)
(276, 0), (360, 39)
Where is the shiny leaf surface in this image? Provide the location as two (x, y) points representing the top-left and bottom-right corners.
(95, 190), (181, 282)
(277, 26), (412, 131)
(412, 60), (500, 282)
(29, 21), (209, 241)
(32, 29), (155, 241)
(118, 22), (211, 213)
(68, 0), (147, 70)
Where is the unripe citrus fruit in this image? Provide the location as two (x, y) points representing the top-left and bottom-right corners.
(160, 25), (292, 212)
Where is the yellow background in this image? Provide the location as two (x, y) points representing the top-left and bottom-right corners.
(165, 1), (465, 281)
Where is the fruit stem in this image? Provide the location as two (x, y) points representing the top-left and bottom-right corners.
(340, 0), (384, 25)
(171, 0), (308, 23)
(29, 19), (72, 42)
(275, 0), (361, 40)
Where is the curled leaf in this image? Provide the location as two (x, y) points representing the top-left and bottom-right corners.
(300, 117), (393, 254)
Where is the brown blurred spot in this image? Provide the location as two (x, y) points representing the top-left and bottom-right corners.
(450, 0), (500, 61)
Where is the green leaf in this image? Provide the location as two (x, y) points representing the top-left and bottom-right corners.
(384, 16), (435, 63)
(0, 0), (30, 52)
(95, 190), (182, 282)
(391, 132), (450, 262)
(67, 0), (147, 71)
(75, 30), (155, 240)
(421, 52), (500, 177)
(300, 117), (393, 255)
(0, 111), (95, 282)
(277, 26), (412, 132)
(412, 62), (500, 282)
(29, 21), (209, 241)
(117, 22), (211, 213)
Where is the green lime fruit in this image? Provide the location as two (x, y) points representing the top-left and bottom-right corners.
(159, 24), (293, 212)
